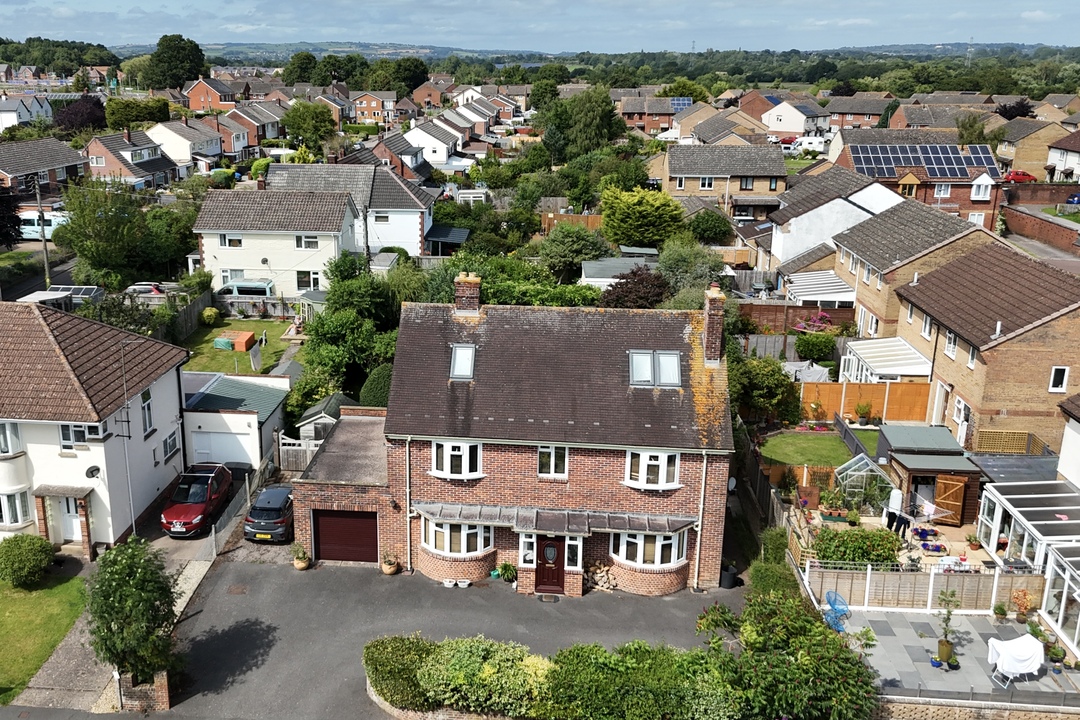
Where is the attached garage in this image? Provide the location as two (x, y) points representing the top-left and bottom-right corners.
(191, 430), (250, 465)
(312, 510), (378, 562)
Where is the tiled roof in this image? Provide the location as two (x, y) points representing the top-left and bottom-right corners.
(0, 138), (84, 177)
(672, 195), (722, 217)
(832, 199), (977, 272)
(691, 115), (738, 143)
(621, 97), (675, 115)
(667, 144), (786, 177)
(674, 102), (714, 123)
(901, 105), (991, 128)
(193, 189), (354, 233)
(1001, 117), (1053, 144)
(777, 243), (836, 276)
(0, 302), (188, 423)
(1041, 94), (1079, 109)
(188, 376), (288, 424)
(823, 97), (894, 115)
(384, 303), (733, 451)
(263, 164), (432, 211)
(201, 114), (247, 136)
(1063, 112), (1080, 126)
(187, 77), (235, 96)
(837, 128), (960, 146)
(93, 131), (177, 178)
(152, 120), (222, 143)
(911, 92), (992, 105)
(1060, 393), (1080, 422)
(1050, 130), (1080, 153)
(791, 103), (829, 118)
(336, 146), (380, 165)
(297, 391), (359, 425)
(894, 243), (1080, 351)
(769, 165), (874, 225)
(380, 132), (420, 156)
(371, 169), (435, 210)
(413, 121), (457, 146)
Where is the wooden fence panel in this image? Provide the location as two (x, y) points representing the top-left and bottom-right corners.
(801, 382), (930, 422)
(541, 213), (603, 234)
(805, 567), (1045, 611)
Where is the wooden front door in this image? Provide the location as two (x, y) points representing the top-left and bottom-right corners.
(934, 474), (966, 527)
(535, 536), (565, 594)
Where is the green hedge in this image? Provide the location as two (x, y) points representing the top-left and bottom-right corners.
(358, 363), (392, 407)
(0, 251), (44, 286)
(814, 526), (903, 565)
(0, 534), (55, 588)
(747, 561), (800, 598)
(343, 123), (380, 136)
(363, 634), (439, 711)
(759, 527), (788, 564)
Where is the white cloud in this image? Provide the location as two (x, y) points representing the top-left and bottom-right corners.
(1020, 10), (1054, 21)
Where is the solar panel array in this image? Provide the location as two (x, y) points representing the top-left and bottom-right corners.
(669, 96), (693, 113)
(849, 144), (1001, 180)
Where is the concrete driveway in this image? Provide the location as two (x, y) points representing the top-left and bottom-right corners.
(170, 559), (739, 720)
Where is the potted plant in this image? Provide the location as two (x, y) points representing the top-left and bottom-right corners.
(937, 589), (960, 662)
(993, 601), (1007, 621)
(930, 655), (943, 668)
(965, 534), (981, 551)
(854, 401), (872, 426)
(291, 542), (310, 571)
(846, 509), (860, 527)
(497, 561), (517, 583)
(1012, 588), (1035, 624)
(1049, 645), (1066, 668)
(381, 552), (399, 575)
(946, 656), (961, 670)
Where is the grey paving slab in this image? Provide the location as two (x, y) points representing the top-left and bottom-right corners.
(910, 621), (937, 638)
(967, 617), (996, 634)
(869, 619), (895, 636)
(997, 624), (1021, 640)
(904, 644), (930, 663)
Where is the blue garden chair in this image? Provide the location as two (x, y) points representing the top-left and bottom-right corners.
(823, 590), (850, 632)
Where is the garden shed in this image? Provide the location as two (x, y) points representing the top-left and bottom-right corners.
(879, 425), (984, 526)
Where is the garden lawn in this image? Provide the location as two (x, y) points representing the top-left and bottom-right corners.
(1042, 207), (1080, 223)
(853, 429), (879, 456)
(784, 157), (816, 175)
(181, 319), (296, 374)
(760, 431), (853, 466)
(0, 574), (85, 705)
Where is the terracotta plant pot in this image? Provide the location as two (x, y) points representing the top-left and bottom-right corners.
(969, 543), (980, 551)
(293, 557), (310, 571)
(381, 561), (399, 575)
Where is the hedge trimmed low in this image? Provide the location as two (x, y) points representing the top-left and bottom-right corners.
(0, 534), (55, 588)
(363, 634), (439, 711)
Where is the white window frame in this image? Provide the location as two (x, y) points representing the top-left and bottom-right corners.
(849, 253), (857, 274)
(625, 450), (680, 489)
(846, 113), (854, 120)
(296, 270), (320, 292)
(968, 212), (985, 226)
(610, 529), (688, 568)
(218, 233), (243, 248)
(537, 445), (567, 477)
(55, 166), (66, 181)
(934, 183), (951, 198)
(675, 177), (684, 190)
(421, 518), (493, 557)
(875, 271), (882, 289)
(1050, 366), (1070, 393)
(294, 235), (319, 250)
(431, 440), (483, 480)
(59, 423), (88, 450)
(0, 423), (21, 455)
(921, 313), (932, 340)
(141, 389), (154, 435)
(953, 395), (970, 424)
(628, 350), (681, 388)
(221, 269), (244, 286)
(519, 533), (536, 567)
(162, 430), (179, 459)
(967, 345), (977, 369)
(450, 344), (475, 380)
(374, 213), (390, 223)
(89, 155), (105, 166)
(565, 535), (583, 571)
(867, 314), (879, 338)
(863, 263), (872, 284)
(944, 331), (957, 359)
(0, 489), (32, 528)
(838, 247), (846, 264)
(699, 176), (713, 190)
(971, 183), (991, 201)
(906, 303), (914, 323)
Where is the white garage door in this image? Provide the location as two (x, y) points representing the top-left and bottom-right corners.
(192, 431), (251, 465)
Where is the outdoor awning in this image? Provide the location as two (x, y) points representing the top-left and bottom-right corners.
(892, 453), (982, 474)
(731, 196), (782, 206)
(33, 485), (94, 499)
(785, 270), (856, 304)
(843, 337), (932, 378)
(411, 502), (696, 536)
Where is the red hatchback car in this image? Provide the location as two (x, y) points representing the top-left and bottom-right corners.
(160, 463), (233, 537)
(1003, 170), (1037, 183)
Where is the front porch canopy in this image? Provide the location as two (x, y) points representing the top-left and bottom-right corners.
(785, 270), (856, 305)
(411, 501), (696, 536)
(840, 337), (931, 383)
(32, 485), (93, 499)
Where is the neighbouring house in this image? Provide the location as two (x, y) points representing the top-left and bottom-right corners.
(182, 372), (289, 470)
(84, 129), (179, 190)
(1046, 130), (1080, 183)
(661, 144), (787, 222)
(192, 189), (358, 296)
(0, 64), (12, 83)
(737, 89), (818, 122)
(200, 114), (256, 163)
(82, 66), (123, 86)
(619, 96), (676, 136)
(148, 87), (188, 108)
(1033, 94), (1080, 123)
(0, 137), (88, 194)
(832, 197), (998, 341)
(146, 119), (224, 175)
(893, 242), (1080, 453)
(295, 392), (360, 441)
(228, 101), (287, 145)
(0, 92), (52, 131)
(671, 102), (718, 143)
(995, 118), (1070, 179)
(826, 128), (959, 164)
(413, 80), (452, 109)
(909, 92), (994, 106)
(431, 110), (472, 146)
(370, 132), (434, 183)
(0, 301), (189, 560)
(290, 279), (734, 597)
(16, 66), (44, 82)
(183, 77), (238, 112)
(690, 108), (770, 145)
(833, 139), (1003, 230)
(404, 121), (462, 166)
(352, 91), (398, 124)
(889, 105), (1001, 131)
(499, 84), (530, 111)
(825, 96), (894, 132)
(580, 256), (659, 290)
(315, 94), (352, 129)
(762, 100), (831, 138)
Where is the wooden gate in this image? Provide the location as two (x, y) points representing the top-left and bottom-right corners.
(934, 474), (966, 527)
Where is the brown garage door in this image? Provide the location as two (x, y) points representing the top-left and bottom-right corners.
(313, 510), (378, 562)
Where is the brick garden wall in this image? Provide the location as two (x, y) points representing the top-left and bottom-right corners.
(608, 557), (690, 596)
(119, 671), (169, 712)
(1002, 205), (1080, 256)
(873, 699), (1080, 720)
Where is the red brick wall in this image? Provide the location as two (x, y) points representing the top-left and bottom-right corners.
(1006, 182), (1080, 205)
(608, 557), (690, 596)
(416, 546), (497, 583)
(1002, 206), (1080, 255)
(186, 85), (234, 112)
(120, 671), (170, 712)
(290, 482), (400, 563)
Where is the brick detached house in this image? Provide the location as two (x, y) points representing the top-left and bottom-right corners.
(84, 129), (178, 190)
(183, 77), (238, 112)
(291, 279), (734, 597)
(893, 243), (1080, 452)
(994, 118), (1070, 179)
(662, 145), (787, 222)
(0, 137), (88, 193)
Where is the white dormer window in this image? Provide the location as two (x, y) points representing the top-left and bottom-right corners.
(971, 181), (991, 201)
(629, 350), (681, 387)
(450, 344), (475, 380)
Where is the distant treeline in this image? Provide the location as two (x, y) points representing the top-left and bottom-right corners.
(0, 37), (119, 78)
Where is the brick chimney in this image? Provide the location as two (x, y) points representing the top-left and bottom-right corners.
(123, 127), (131, 143)
(182, 115), (188, 127)
(703, 283), (726, 365)
(453, 271), (481, 314)
(257, 177), (266, 190)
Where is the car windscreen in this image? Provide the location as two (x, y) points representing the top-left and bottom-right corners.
(249, 507), (283, 521)
(171, 479), (209, 503)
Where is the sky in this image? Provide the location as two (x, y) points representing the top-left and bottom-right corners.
(4, 0), (1073, 55)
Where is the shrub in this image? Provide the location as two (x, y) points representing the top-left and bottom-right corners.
(0, 534), (55, 588)
(759, 527), (789, 564)
(209, 169), (235, 189)
(343, 123), (380, 136)
(748, 561), (800, 597)
(794, 332), (836, 362)
(814, 526), (902, 565)
(250, 156), (275, 179)
(363, 634), (439, 711)
(358, 363), (393, 407)
(417, 636), (549, 717)
(200, 307), (221, 327)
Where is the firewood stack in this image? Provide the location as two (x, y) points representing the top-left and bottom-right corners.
(585, 563), (617, 592)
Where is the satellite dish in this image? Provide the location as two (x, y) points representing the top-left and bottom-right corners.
(260, 258), (269, 265)
(86, 465), (101, 479)
(727, 477), (737, 493)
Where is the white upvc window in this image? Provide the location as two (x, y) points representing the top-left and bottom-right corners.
(537, 445), (567, 477)
(218, 233), (242, 248)
(953, 395), (970, 424)
(450, 344), (475, 380)
(628, 350), (681, 387)
(849, 253), (856, 274)
(89, 155), (105, 166)
(862, 263), (871, 284)
(1050, 366), (1070, 393)
(699, 176), (713, 190)
(876, 271), (882, 289)
(162, 430), (179, 460)
(565, 535), (583, 571)
(921, 313), (932, 340)
(675, 177), (684, 190)
(55, 166), (66, 181)
(865, 114), (874, 121)
(422, 518), (493, 556)
(374, 213), (389, 223)
(934, 183), (951, 198)
(838, 247), (846, 264)
(846, 113), (854, 120)
(0, 423), (21, 455)
(944, 331), (957, 359)
(610, 529), (688, 568)
(625, 450), (680, 489)
(59, 423), (87, 450)
(0, 489), (32, 527)
(906, 303), (914, 323)
(739, 177), (754, 191)
(296, 270), (320, 292)
(294, 235), (318, 250)
(519, 533), (536, 567)
(221, 269), (244, 285)
(431, 441), (483, 479)
(971, 183), (991, 201)
(968, 212), (985, 226)
(967, 345), (977, 369)
(141, 389), (154, 434)
(867, 314), (879, 338)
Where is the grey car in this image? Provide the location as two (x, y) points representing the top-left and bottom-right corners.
(243, 484), (294, 543)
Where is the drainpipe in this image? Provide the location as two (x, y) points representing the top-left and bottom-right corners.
(693, 449), (708, 591)
(405, 436), (413, 572)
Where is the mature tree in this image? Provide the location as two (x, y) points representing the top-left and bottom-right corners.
(325, 272), (397, 331)
(956, 112), (1007, 148)
(143, 205), (196, 278)
(144, 34), (205, 90)
(55, 95), (106, 132)
(600, 186), (684, 248)
(53, 179), (146, 290)
(564, 87), (624, 160)
(599, 265), (672, 309)
(311, 54), (346, 87)
(535, 63), (571, 84)
(87, 538), (178, 683)
(738, 355), (801, 423)
(285, 144), (317, 164)
(281, 101), (335, 149)
(393, 57), (429, 92)
(282, 51), (317, 86)
(656, 232), (729, 291)
(0, 189), (21, 251)
(689, 210), (734, 245)
(500, 64), (528, 85)
(104, 97), (169, 130)
(119, 54), (152, 88)
(829, 80), (858, 97)
(539, 224), (612, 282)
(657, 77), (710, 103)
(358, 363), (393, 407)
(996, 98), (1035, 120)
(70, 68), (89, 92)
(530, 79), (559, 112)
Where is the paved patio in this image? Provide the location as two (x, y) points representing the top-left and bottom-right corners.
(847, 610), (1080, 703)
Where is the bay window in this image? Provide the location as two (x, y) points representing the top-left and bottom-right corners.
(0, 423), (21, 455)
(431, 441), (482, 479)
(422, 518), (493, 556)
(0, 489), (32, 527)
(625, 451), (679, 489)
(610, 530), (688, 568)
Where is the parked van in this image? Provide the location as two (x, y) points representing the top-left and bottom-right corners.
(216, 279), (276, 297)
(19, 210), (68, 240)
(791, 136), (827, 154)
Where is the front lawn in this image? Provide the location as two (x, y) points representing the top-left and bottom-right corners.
(760, 431), (853, 466)
(0, 574), (85, 705)
(784, 156), (817, 175)
(853, 429), (879, 457)
(1042, 206), (1080, 223)
(181, 319), (297, 374)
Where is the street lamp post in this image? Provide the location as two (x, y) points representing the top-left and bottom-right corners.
(119, 339), (146, 539)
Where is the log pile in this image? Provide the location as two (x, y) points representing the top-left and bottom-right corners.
(585, 563), (617, 592)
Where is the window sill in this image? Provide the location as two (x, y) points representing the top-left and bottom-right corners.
(164, 449), (180, 462)
(143, 429), (157, 441)
(0, 520), (34, 532)
(0, 450), (26, 461)
(1049, 389), (1068, 394)
(538, 474), (568, 484)
(58, 451), (78, 458)
(609, 555), (689, 573)
(420, 545), (494, 560)
(622, 481), (683, 492)
(428, 471), (486, 482)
